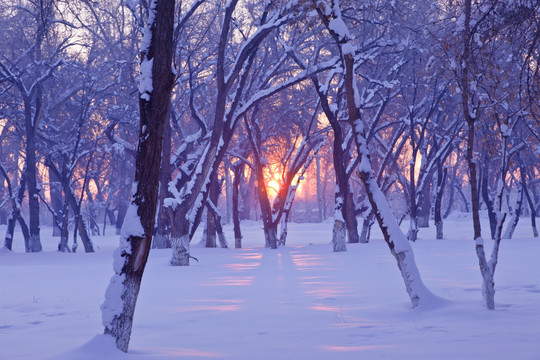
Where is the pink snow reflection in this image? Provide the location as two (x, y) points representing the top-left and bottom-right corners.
(202, 276), (254, 286)
(223, 262), (261, 271)
(304, 285), (349, 299)
(291, 253), (324, 269)
(175, 299), (243, 313)
(148, 347), (224, 357)
(233, 252), (263, 260)
(310, 304), (354, 312)
(322, 345), (394, 352)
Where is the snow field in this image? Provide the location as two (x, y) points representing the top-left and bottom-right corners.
(0, 216), (539, 359)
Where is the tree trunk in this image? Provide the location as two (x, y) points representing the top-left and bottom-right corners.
(443, 172), (456, 219)
(115, 202), (128, 236)
(49, 166), (63, 237)
(461, 0), (497, 309)
(316, 155), (324, 222)
(25, 124), (42, 253)
(481, 157), (497, 239)
(101, 0), (176, 352)
(332, 194), (347, 252)
(207, 197), (228, 248)
(154, 113), (171, 249)
(232, 162), (243, 248)
(345, 191), (359, 243)
(263, 222), (278, 249)
(205, 174), (220, 248)
(279, 211), (290, 246)
(170, 215), (191, 266)
(344, 51), (435, 308)
(408, 150), (419, 242)
(171, 235), (190, 266)
(502, 181), (523, 240)
(1, 170), (29, 251)
(76, 215), (94, 252)
(58, 197), (69, 252)
(434, 165), (447, 240)
(47, 161), (95, 253)
(520, 159), (538, 237)
(359, 211), (374, 243)
(417, 185), (431, 228)
(332, 219), (347, 252)
(225, 162), (233, 224)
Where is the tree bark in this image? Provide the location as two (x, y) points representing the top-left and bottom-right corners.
(480, 155), (497, 239)
(232, 162), (244, 248)
(154, 113), (172, 249)
(205, 174), (220, 248)
(316, 155), (324, 222)
(24, 100), (42, 253)
(522, 173), (538, 237)
(101, 0), (176, 352)
(417, 186), (431, 228)
(434, 165), (448, 239)
(2, 173), (30, 251)
(359, 211), (374, 243)
(115, 202), (128, 236)
(502, 181), (523, 240)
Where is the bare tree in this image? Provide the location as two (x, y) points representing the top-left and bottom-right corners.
(101, 0), (178, 351)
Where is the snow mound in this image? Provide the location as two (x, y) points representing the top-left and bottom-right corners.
(49, 334), (129, 360)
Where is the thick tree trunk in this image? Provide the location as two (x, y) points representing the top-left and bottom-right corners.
(264, 222), (278, 249)
(101, 0), (176, 352)
(171, 235), (190, 266)
(332, 218), (347, 252)
(24, 101), (42, 252)
(332, 193), (347, 252)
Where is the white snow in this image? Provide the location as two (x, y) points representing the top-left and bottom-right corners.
(139, 0), (158, 101)
(0, 216), (539, 360)
(120, 202), (145, 240)
(139, 58), (154, 101)
(101, 273), (126, 328)
(329, 17), (350, 41)
(341, 43), (355, 55)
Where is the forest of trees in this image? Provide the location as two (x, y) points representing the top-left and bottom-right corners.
(1, 0), (539, 352)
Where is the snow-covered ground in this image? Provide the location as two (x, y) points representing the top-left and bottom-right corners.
(1, 214), (539, 359)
